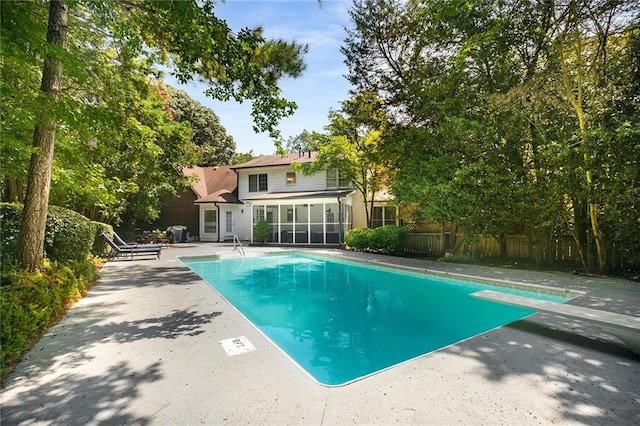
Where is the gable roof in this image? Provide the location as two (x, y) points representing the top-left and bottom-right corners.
(230, 151), (317, 170)
(182, 165), (240, 204)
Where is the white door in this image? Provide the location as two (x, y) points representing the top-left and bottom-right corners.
(201, 209), (218, 241)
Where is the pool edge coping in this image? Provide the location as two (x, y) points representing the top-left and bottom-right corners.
(291, 250), (586, 299)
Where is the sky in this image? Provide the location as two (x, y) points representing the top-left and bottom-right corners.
(164, 0), (354, 155)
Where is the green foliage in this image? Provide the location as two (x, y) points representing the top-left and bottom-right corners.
(91, 221), (114, 259)
(0, 203), (23, 270)
(345, 227), (375, 251)
(125, 0), (308, 139)
(232, 151), (255, 164)
(285, 130), (317, 153)
(253, 219), (272, 243)
(295, 91), (389, 226)
(166, 86), (236, 166)
(346, 226), (407, 254)
(1, 0), (308, 269)
(0, 203), (110, 267)
(344, 0), (640, 273)
(44, 206), (96, 264)
(0, 260), (97, 379)
(369, 226), (407, 254)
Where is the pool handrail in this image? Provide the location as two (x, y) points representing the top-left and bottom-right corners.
(233, 235), (245, 257)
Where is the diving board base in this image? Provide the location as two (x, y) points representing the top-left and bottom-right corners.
(471, 290), (640, 355)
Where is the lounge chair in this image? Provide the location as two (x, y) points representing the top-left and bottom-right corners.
(113, 232), (163, 248)
(101, 232), (162, 260)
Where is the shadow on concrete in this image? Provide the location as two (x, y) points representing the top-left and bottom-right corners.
(2, 361), (162, 425)
(449, 314), (639, 425)
(1, 263), (223, 425)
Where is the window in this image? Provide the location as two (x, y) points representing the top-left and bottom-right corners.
(371, 206), (396, 228)
(204, 210), (217, 234)
(286, 172), (296, 184)
(225, 211), (233, 233)
(326, 169), (350, 188)
(249, 173), (267, 192)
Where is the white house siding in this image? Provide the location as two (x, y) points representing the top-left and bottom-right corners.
(198, 204), (250, 242)
(349, 191), (397, 229)
(350, 191), (368, 229)
(233, 205), (252, 242)
(229, 161), (401, 244)
(236, 167), (327, 199)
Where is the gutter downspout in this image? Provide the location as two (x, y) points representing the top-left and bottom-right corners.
(337, 196), (344, 246)
(214, 202), (221, 242)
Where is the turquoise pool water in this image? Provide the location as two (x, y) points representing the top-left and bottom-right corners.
(183, 253), (569, 386)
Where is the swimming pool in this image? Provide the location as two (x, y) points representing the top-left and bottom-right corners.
(182, 253), (570, 386)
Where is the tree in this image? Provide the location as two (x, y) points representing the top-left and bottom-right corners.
(231, 151), (255, 164)
(5, 0), (308, 271)
(285, 130), (318, 153)
(342, 0), (639, 271)
(18, 0), (69, 272)
(296, 91), (389, 227)
(165, 85), (236, 166)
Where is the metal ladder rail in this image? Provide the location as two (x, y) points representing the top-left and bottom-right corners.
(232, 235), (245, 257)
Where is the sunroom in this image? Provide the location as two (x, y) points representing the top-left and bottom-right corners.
(244, 190), (354, 244)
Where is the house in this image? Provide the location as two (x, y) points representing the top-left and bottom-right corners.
(153, 165), (239, 241)
(160, 152), (397, 244)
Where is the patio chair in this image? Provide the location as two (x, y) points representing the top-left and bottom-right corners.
(101, 232), (162, 260)
(113, 231), (162, 248)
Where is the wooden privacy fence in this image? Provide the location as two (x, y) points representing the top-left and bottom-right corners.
(404, 233), (582, 263)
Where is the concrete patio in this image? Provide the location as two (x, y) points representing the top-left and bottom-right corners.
(1, 243), (638, 425)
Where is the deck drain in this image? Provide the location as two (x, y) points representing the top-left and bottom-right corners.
(220, 336), (256, 356)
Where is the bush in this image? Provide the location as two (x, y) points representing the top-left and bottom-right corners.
(0, 260), (97, 378)
(370, 225), (407, 254)
(345, 226), (407, 254)
(253, 219), (272, 243)
(345, 227), (375, 251)
(45, 206), (96, 263)
(0, 203), (23, 270)
(91, 221), (113, 259)
(1, 203), (112, 266)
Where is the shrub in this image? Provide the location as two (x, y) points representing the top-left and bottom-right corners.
(1, 203), (112, 266)
(345, 227), (374, 251)
(0, 260), (97, 378)
(346, 226), (407, 254)
(45, 206), (96, 263)
(91, 221), (113, 259)
(0, 203), (23, 270)
(370, 225), (407, 254)
(253, 219), (272, 243)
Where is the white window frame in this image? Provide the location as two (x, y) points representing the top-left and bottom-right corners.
(249, 173), (268, 192)
(326, 168), (349, 189)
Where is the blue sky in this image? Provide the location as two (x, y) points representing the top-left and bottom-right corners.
(165, 0), (353, 155)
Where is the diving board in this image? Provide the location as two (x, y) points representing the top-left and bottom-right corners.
(471, 290), (640, 355)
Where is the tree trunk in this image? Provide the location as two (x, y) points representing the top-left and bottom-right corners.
(3, 178), (25, 202)
(18, 0), (68, 272)
(498, 233), (508, 259)
(554, 0), (607, 273)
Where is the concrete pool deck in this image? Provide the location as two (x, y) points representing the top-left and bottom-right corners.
(1, 243), (638, 425)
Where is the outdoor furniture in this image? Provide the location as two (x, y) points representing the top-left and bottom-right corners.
(113, 231), (162, 248)
(101, 232), (162, 260)
(471, 290), (640, 355)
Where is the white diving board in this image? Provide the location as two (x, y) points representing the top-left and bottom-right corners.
(471, 290), (640, 355)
